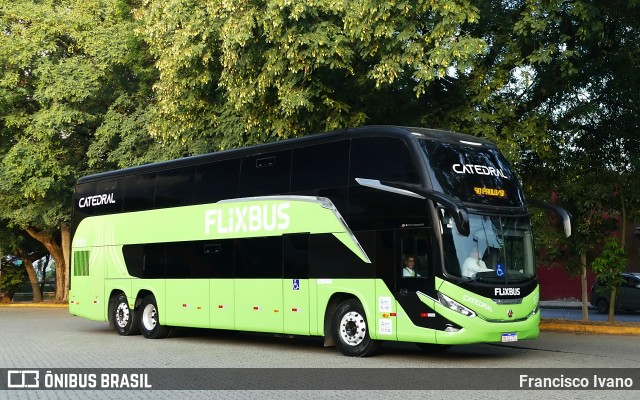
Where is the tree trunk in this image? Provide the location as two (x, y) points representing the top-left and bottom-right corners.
(608, 286), (617, 323)
(24, 258), (42, 303)
(580, 251), (589, 321)
(60, 224), (71, 302)
(24, 228), (67, 302)
(14, 249), (43, 303)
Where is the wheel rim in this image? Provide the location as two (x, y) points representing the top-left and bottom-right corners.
(115, 302), (130, 328)
(142, 303), (158, 332)
(339, 311), (367, 346)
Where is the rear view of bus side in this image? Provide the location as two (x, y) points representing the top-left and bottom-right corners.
(69, 126), (569, 356)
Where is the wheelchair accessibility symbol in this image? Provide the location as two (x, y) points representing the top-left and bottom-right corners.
(292, 279), (300, 290)
(496, 264), (505, 277)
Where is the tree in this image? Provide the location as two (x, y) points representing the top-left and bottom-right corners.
(136, 0), (486, 149)
(0, 223), (49, 302)
(0, 257), (28, 303)
(592, 237), (627, 322)
(0, 0), (158, 301)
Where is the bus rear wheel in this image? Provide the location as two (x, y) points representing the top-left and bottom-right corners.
(111, 293), (139, 336)
(139, 295), (172, 339)
(333, 299), (379, 357)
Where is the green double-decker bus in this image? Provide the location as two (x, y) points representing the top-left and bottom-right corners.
(69, 126), (569, 356)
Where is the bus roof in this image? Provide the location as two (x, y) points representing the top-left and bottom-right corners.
(77, 126), (495, 184)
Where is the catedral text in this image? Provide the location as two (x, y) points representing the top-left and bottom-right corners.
(453, 163), (507, 178)
(78, 193), (116, 208)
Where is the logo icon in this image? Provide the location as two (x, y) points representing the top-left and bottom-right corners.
(292, 279), (300, 290)
(7, 370), (40, 388)
(508, 309), (513, 318)
(496, 264), (505, 277)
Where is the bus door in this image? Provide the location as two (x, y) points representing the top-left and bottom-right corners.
(394, 229), (438, 343)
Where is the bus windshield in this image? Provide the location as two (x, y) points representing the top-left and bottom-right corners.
(419, 139), (526, 208)
(441, 212), (535, 284)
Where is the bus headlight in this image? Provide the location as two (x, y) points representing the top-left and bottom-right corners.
(437, 292), (476, 318)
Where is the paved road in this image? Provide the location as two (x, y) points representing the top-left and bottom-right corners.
(1, 307), (639, 399)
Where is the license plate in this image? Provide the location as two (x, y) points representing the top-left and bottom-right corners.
(501, 333), (518, 342)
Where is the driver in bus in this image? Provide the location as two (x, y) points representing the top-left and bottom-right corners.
(461, 249), (493, 278)
(402, 256), (420, 277)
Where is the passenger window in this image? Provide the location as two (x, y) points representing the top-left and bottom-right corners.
(155, 167), (195, 208)
(122, 173), (156, 212)
(239, 150), (292, 197)
(350, 137), (420, 184)
(194, 159), (241, 203)
(291, 141), (349, 191)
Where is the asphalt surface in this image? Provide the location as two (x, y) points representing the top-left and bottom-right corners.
(3, 301), (640, 336)
(1, 304), (639, 400)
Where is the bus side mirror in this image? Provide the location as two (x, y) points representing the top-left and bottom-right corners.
(529, 200), (572, 238)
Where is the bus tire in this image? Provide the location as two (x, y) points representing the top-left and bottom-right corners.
(333, 299), (379, 357)
(112, 293), (139, 336)
(139, 294), (172, 339)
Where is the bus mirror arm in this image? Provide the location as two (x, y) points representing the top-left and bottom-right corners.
(528, 200), (572, 238)
(372, 180), (470, 237)
(408, 186), (470, 237)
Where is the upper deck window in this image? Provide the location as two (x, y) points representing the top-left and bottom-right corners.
(350, 137), (420, 184)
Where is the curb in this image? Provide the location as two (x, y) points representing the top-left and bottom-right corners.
(540, 319), (640, 336)
(0, 303), (68, 308)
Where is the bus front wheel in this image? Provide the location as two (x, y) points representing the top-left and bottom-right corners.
(139, 295), (172, 339)
(333, 299), (379, 357)
(112, 294), (139, 336)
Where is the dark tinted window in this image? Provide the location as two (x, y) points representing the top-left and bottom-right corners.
(291, 141), (349, 191)
(239, 151), (292, 197)
(284, 234), (309, 279)
(143, 243), (165, 278)
(194, 159), (240, 204)
(349, 137), (420, 184)
(155, 167), (195, 208)
(235, 236), (282, 278)
(72, 182), (97, 237)
(309, 233), (375, 278)
(122, 173), (156, 212)
(191, 240), (234, 278)
(165, 242), (192, 278)
(122, 245), (144, 278)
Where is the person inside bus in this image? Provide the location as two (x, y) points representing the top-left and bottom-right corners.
(461, 249), (493, 278)
(402, 256), (420, 277)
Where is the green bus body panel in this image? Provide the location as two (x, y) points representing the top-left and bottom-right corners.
(434, 278), (540, 344)
(235, 279), (283, 333)
(283, 278), (311, 335)
(210, 280), (235, 330)
(166, 280), (210, 328)
(72, 197), (368, 262)
(69, 195), (540, 346)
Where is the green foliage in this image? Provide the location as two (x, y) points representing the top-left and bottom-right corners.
(591, 238), (626, 291)
(0, 258), (28, 295)
(1, 0), (640, 298)
(136, 0), (486, 149)
(0, 0), (158, 224)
